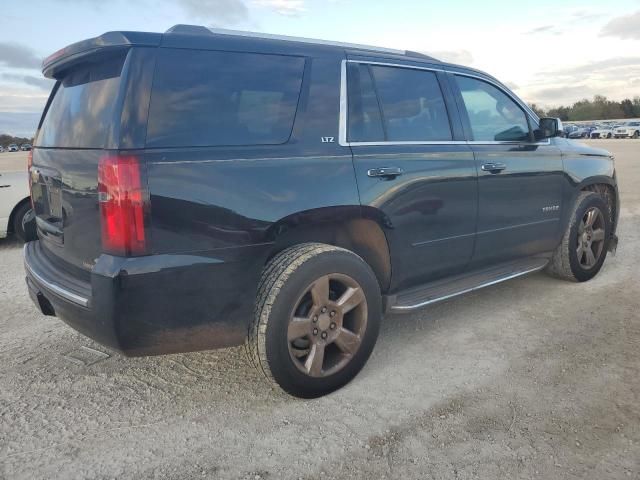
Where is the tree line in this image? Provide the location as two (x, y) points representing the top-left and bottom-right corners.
(529, 96), (640, 122)
(0, 134), (33, 148)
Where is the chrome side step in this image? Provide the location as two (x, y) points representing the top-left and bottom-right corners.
(388, 257), (549, 313)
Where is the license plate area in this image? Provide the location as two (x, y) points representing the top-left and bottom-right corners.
(31, 166), (64, 245)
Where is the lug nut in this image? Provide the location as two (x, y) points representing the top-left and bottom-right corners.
(313, 328), (318, 335)
(330, 311), (336, 317)
(330, 322), (336, 330)
(321, 307), (327, 313)
(313, 316), (318, 323)
(321, 332), (328, 339)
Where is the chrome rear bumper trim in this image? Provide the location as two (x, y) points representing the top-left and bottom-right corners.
(23, 244), (90, 308)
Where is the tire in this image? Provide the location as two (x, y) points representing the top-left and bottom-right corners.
(546, 192), (611, 282)
(633, 131), (639, 139)
(11, 201), (31, 242)
(247, 243), (382, 398)
(607, 133), (612, 139)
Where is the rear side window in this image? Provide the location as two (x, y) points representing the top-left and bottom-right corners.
(455, 75), (530, 142)
(347, 63), (452, 142)
(146, 49), (305, 148)
(36, 51), (126, 148)
(347, 63), (385, 142)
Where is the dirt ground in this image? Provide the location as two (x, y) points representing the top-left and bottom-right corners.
(0, 140), (638, 480)
(0, 151), (27, 173)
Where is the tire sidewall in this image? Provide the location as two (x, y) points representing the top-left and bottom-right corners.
(12, 202), (30, 242)
(263, 250), (382, 398)
(568, 194), (611, 282)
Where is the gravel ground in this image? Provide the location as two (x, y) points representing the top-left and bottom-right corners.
(0, 140), (638, 480)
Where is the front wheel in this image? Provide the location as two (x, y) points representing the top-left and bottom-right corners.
(247, 243), (382, 398)
(546, 192), (611, 282)
(633, 131), (639, 139)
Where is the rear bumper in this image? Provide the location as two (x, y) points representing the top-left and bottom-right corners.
(24, 240), (267, 356)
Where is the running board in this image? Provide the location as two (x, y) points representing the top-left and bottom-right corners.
(387, 257), (549, 313)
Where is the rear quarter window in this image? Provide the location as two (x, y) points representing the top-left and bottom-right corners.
(146, 49), (305, 148)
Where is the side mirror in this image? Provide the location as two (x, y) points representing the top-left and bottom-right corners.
(536, 117), (564, 139)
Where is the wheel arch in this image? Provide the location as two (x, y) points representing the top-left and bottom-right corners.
(575, 178), (618, 234)
(7, 197), (31, 234)
(264, 206), (393, 292)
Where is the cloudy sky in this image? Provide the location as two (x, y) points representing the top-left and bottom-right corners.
(1, 0), (639, 136)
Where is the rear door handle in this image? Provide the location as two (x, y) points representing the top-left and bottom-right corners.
(481, 162), (507, 173)
(367, 167), (404, 178)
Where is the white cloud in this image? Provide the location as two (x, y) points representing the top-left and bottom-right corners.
(176, 0), (249, 25)
(252, 0), (305, 16)
(424, 49), (473, 65)
(0, 42), (42, 69)
(601, 10), (640, 40)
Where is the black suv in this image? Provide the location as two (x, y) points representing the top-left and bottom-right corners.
(25, 26), (619, 398)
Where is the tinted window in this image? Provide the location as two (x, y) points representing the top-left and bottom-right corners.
(455, 75), (530, 142)
(146, 49), (305, 147)
(346, 64), (452, 142)
(347, 63), (384, 142)
(37, 52), (126, 148)
(372, 66), (451, 141)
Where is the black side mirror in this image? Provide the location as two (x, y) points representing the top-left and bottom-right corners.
(536, 117), (564, 139)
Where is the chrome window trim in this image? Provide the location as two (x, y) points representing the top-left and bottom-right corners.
(339, 59), (550, 147)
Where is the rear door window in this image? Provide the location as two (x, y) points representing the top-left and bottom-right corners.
(455, 75), (531, 142)
(146, 49), (305, 148)
(36, 51), (127, 148)
(347, 63), (452, 142)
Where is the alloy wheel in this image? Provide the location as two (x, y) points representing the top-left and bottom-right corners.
(576, 207), (606, 269)
(287, 273), (368, 378)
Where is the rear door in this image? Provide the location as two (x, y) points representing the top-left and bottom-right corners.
(344, 58), (478, 291)
(448, 73), (564, 268)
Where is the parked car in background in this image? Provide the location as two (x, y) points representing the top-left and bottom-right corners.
(7, 144), (19, 152)
(24, 26), (620, 398)
(568, 126), (590, 139)
(590, 126), (614, 139)
(0, 170), (31, 241)
(20, 144), (32, 151)
(614, 122), (640, 139)
(0, 146), (4, 153)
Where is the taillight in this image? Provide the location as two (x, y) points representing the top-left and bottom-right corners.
(27, 150), (33, 208)
(97, 155), (149, 256)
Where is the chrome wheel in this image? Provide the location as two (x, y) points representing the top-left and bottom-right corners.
(576, 207), (606, 269)
(287, 273), (368, 378)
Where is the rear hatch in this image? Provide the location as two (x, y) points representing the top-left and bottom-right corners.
(32, 48), (130, 275)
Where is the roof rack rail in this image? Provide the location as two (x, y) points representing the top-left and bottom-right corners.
(404, 50), (438, 61)
(165, 24), (438, 60)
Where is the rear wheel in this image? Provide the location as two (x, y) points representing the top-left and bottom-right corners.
(247, 243), (382, 398)
(546, 192), (611, 282)
(11, 201), (31, 242)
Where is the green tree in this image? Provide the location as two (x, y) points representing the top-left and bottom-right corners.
(528, 103), (546, 117)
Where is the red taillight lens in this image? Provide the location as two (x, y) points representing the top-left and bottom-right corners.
(97, 155), (149, 256)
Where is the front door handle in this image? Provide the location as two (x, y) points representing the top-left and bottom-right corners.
(481, 162), (507, 174)
(367, 167), (404, 178)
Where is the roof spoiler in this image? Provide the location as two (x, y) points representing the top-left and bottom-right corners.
(42, 31), (162, 78)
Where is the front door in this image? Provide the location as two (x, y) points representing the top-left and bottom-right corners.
(343, 59), (478, 291)
(449, 73), (564, 268)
